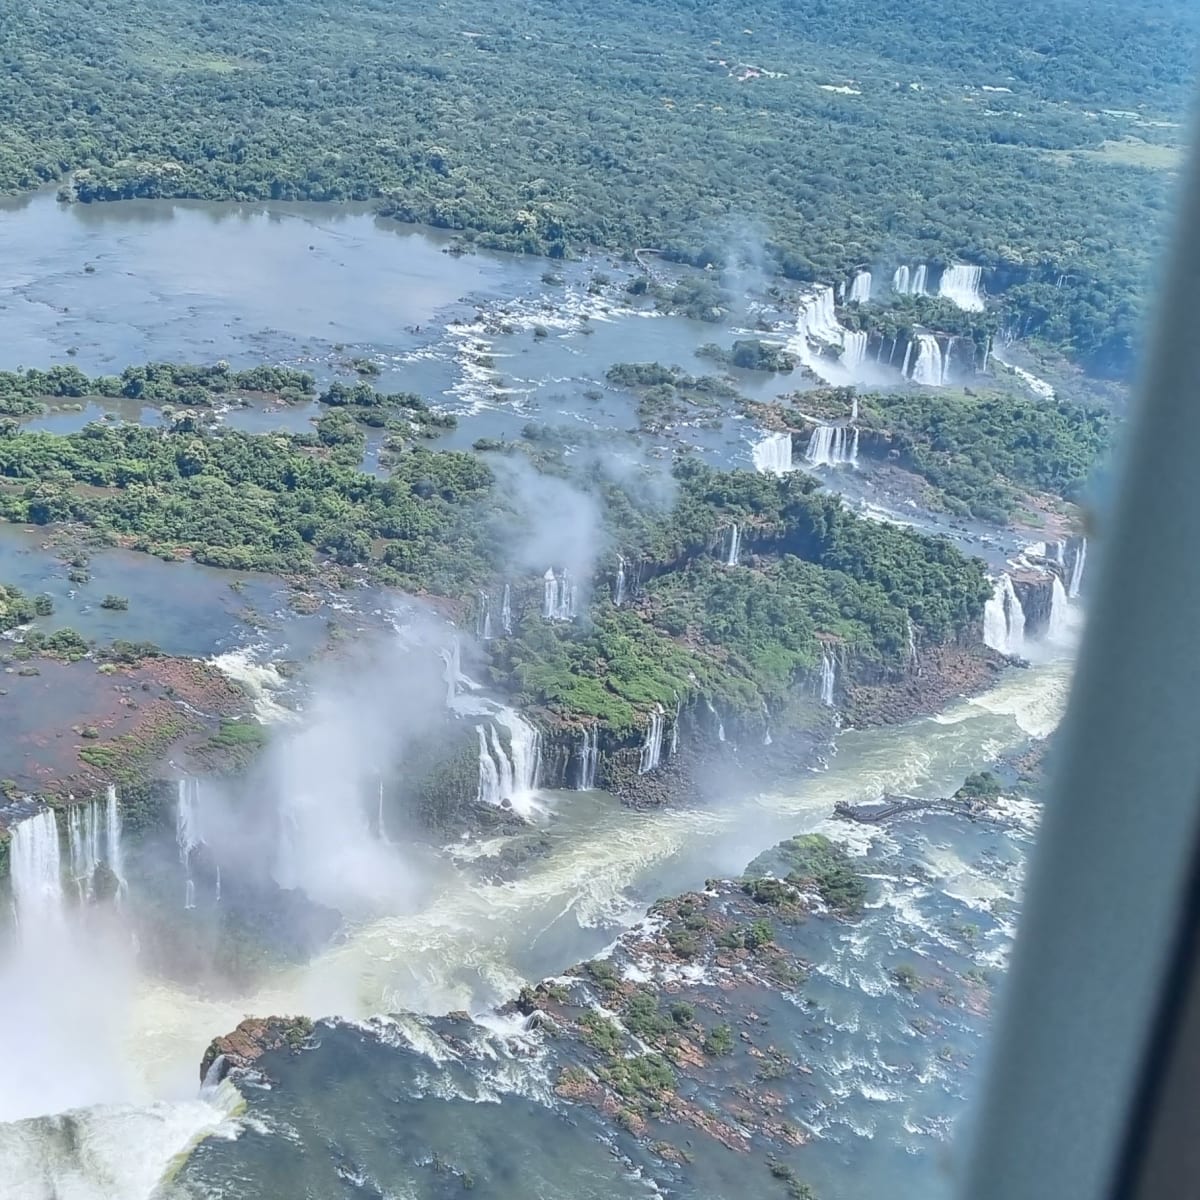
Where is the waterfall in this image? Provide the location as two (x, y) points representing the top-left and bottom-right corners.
(982, 574), (1026, 656)
(850, 394), (859, 423)
(819, 649), (837, 707)
(943, 338), (954, 382)
(981, 336), (992, 373)
(576, 726), (599, 790)
(907, 617), (920, 674)
(477, 592), (493, 641)
(805, 425), (858, 468)
(892, 265), (910, 294)
(66, 802), (100, 902)
(847, 271), (871, 304)
(376, 777), (391, 845)
(892, 264), (928, 296)
(912, 264), (928, 295)
(725, 524), (741, 566)
(104, 784), (124, 893)
(938, 264), (985, 312)
(10, 810), (64, 936)
(64, 789), (123, 902)
(840, 329), (867, 370)
(439, 637), (462, 707)
(752, 431), (794, 476)
(542, 569), (576, 621)
(1046, 577), (1070, 641)
(1068, 537), (1087, 599)
(787, 285), (862, 382)
(501, 584), (513, 635)
(705, 697), (726, 742)
(614, 556), (626, 606)
(910, 334), (945, 386)
(476, 710), (542, 815)
(637, 704), (666, 774)
(670, 696), (681, 757)
(177, 777), (203, 910)
(900, 338), (914, 378)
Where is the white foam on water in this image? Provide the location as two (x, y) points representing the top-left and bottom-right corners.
(209, 647), (297, 723)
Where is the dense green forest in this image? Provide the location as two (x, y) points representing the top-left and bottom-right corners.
(0, 0), (1192, 377)
(0, 376), (989, 727)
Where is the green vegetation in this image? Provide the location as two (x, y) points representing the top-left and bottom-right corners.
(747, 835), (868, 916)
(856, 388), (1111, 521)
(100, 594), (129, 611)
(891, 964), (922, 991)
(698, 341), (797, 373)
(703, 1024), (734, 1056)
(956, 770), (1004, 801)
(0, 0), (1190, 376)
(605, 363), (738, 432)
(0, 584), (49, 631)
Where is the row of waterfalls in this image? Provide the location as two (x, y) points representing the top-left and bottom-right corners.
(890, 262), (986, 311)
(9, 785), (125, 933)
(983, 538), (1088, 657)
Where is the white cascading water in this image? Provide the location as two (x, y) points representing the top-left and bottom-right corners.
(1068, 537), (1088, 599)
(900, 338), (915, 378)
(705, 697), (726, 743)
(892, 265), (910, 294)
(614, 556), (626, 606)
(638, 704), (666, 774)
(104, 784), (124, 894)
(725, 524), (741, 566)
(64, 788), (124, 902)
(542, 568), (576, 621)
(477, 592), (493, 641)
(848, 271), (871, 304)
(177, 777), (203, 910)
(841, 329), (867, 370)
(476, 710), (542, 817)
(10, 809), (65, 937)
(819, 649), (837, 707)
(894, 264), (929, 296)
(1046, 577), (1071, 642)
(982, 574), (1027, 656)
(669, 696), (680, 758)
(938, 264), (986, 312)
(909, 334), (946, 386)
(376, 777), (390, 845)
(501, 584), (512, 635)
(805, 425), (859, 468)
(912, 264), (928, 295)
(576, 726), (599, 790)
(67, 801), (101, 903)
(907, 617), (920, 674)
(850, 394), (859, 423)
(752, 431), (794, 476)
(439, 637), (463, 708)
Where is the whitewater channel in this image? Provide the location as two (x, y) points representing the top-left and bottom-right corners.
(0, 650), (1072, 1200)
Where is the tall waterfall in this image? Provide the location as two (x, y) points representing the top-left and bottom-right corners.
(850, 394), (859, 423)
(847, 271), (872, 304)
(893, 264), (928, 295)
(910, 334), (946, 386)
(614, 556), (626, 606)
(907, 617), (920, 674)
(841, 329), (867, 370)
(982, 574), (1026, 656)
(477, 592), (493, 641)
(439, 637), (462, 707)
(704, 697), (726, 743)
(670, 696), (681, 758)
(752, 431), (794, 476)
(819, 649), (837, 707)
(66, 802), (100, 903)
(637, 704), (666, 774)
(501, 584), (513, 635)
(542, 569), (577, 622)
(938, 264), (985, 312)
(900, 339), (915, 378)
(64, 788), (124, 902)
(576, 726), (599, 790)
(1068, 537), (1088, 599)
(1046, 577), (1071, 642)
(104, 784), (124, 894)
(805, 425), (859, 468)
(476, 710), (542, 816)
(177, 777), (203, 910)
(725, 524), (741, 566)
(10, 810), (65, 936)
